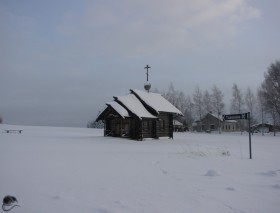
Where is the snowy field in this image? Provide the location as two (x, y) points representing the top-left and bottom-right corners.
(1, 124), (280, 213)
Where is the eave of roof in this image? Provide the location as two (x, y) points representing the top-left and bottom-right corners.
(106, 101), (130, 119)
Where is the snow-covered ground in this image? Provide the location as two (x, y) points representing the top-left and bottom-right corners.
(0, 124), (279, 213)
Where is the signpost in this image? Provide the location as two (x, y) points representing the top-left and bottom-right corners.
(222, 113), (248, 120)
(223, 112), (252, 159)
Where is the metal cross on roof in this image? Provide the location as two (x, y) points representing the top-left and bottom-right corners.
(144, 65), (151, 81)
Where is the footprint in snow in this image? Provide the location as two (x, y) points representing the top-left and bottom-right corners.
(51, 195), (61, 201)
(259, 170), (278, 177)
(94, 207), (113, 213)
(153, 160), (160, 165)
(226, 187), (235, 191)
(205, 169), (220, 177)
(114, 200), (128, 209)
(271, 184), (280, 189)
(225, 204), (246, 213)
(160, 169), (169, 175)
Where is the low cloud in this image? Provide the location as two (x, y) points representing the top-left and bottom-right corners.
(55, 0), (260, 57)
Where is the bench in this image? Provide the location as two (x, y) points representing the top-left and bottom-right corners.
(5, 130), (23, 133)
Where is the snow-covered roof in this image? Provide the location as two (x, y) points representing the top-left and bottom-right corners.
(204, 113), (237, 123)
(131, 89), (183, 115)
(106, 102), (130, 119)
(115, 94), (157, 120)
(98, 89), (183, 121)
(173, 120), (183, 126)
(224, 120), (237, 123)
(208, 113), (224, 121)
(251, 123), (272, 128)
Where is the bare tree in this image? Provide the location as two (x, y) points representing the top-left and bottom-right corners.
(270, 107), (278, 136)
(183, 96), (194, 131)
(258, 60), (280, 135)
(211, 85), (225, 134)
(0, 115), (2, 124)
(193, 86), (204, 131)
(177, 91), (188, 115)
(164, 82), (178, 107)
(203, 90), (213, 114)
(230, 83), (245, 132)
(257, 88), (269, 135)
(162, 83), (193, 130)
(231, 83), (244, 113)
(259, 60), (280, 118)
(245, 87), (257, 124)
(258, 94), (279, 136)
(163, 83), (187, 114)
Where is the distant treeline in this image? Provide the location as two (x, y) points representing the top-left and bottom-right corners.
(88, 60), (280, 131)
(159, 60), (280, 130)
(87, 120), (104, 129)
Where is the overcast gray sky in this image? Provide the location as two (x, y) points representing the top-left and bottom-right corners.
(1, 0), (280, 127)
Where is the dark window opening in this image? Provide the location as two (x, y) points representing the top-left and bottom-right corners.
(160, 120), (165, 130)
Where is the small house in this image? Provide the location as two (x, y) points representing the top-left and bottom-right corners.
(96, 89), (183, 140)
(251, 123), (274, 133)
(194, 112), (237, 132)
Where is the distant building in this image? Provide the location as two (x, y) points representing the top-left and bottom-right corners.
(193, 113), (237, 132)
(222, 119), (237, 132)
(96, 89), (183, 140)
(251, 123), (274, 133)
(173, 120), (185, 132)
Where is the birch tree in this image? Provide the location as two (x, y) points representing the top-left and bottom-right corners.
(164, 82), (177, 107)
(231, 83), (244, 114)
(211, 85), (225, 134)
(193, 86), (204, 131)
(203, 90), (213, 114)
(230, 83), (245, 132)
(183, 96), (194, 131)
(245, 87), (257, 124)
(193, 86), (204, 119)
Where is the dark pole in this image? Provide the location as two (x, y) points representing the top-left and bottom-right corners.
(248, 112), (252, 159)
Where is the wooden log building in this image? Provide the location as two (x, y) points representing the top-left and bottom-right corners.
(96, 89), (183, 140)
